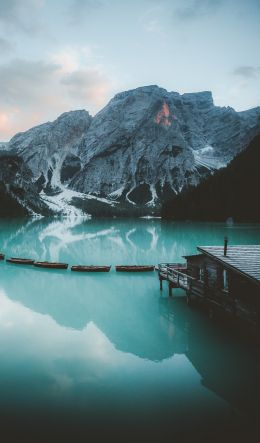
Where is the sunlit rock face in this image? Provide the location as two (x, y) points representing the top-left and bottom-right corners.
(70, 85), (260, 210)
(4, 85), (260, 216)
(71, 86), (199, 208)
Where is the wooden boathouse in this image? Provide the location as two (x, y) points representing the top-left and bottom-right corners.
(158, 243), (260, 333)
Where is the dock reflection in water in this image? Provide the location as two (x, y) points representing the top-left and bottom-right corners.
(0, 218), (259, 441)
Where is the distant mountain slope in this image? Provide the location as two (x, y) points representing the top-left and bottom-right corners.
(3, 85), (260, 216)
(162, 135), (260, 222)
(71, 86), (260, 210)
(8, 110), (92, 192)
(0, 152), (51, 217)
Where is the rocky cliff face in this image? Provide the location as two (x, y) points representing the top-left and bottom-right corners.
(70, 85), (260, 211)
(4, 85), (260, 216)
(8, 110), (92, 192)
(0, 152), (51, 216)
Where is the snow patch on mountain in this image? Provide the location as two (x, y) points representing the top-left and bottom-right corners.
(40, 185), (117, 218)
(193, 145), (226, 170)
(126, 188), (137, 205)
(3, 85), (260, 216)
(108, 186), (125, 199)
(146, 185), (158, 207)
(40, 188), (87, 218)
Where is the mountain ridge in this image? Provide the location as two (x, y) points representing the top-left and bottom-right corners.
(1, 85), (260, 217)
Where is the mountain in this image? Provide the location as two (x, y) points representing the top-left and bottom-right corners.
(0, 152), (52, 217)
(3, 85), (260, 217)
(8, 110), (92, 192)
(70, 86), (260, 213)
(161, 135), (260, 222)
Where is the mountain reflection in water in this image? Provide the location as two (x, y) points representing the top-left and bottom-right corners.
(0, 218), (259, 442)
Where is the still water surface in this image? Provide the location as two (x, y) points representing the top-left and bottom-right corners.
(0, 218), (259, 441)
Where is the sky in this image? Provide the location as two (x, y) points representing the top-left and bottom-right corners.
(0, 0), (259, 141)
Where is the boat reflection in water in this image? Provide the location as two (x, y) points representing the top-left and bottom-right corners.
(0, 217), (259, 441)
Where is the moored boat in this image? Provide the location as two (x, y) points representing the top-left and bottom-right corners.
(6, 257), (34, 265)
(71, 265), (111, 272)
(0, 253), (5, 260)
(33, 261), (68, 269)
(115, 265), (154, 272)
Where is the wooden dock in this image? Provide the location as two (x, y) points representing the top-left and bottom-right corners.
(158, 245), (260, 334)
(158, 263), (194, 296)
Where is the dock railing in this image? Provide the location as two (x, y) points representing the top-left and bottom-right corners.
(158, 263), (195, 292)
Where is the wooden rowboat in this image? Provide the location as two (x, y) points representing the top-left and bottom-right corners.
(116, 265), (154, 272)
(0, 253), (5, 260)
(71, 265), (111, 272)
(6, 257), (34, 265)
(34, 261), (68, 269)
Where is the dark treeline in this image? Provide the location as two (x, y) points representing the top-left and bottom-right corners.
(0, 153), (52, 217)
(162, 135), (260, 222)
(0, 183), (28, 217)
(0, 153), (29, 217)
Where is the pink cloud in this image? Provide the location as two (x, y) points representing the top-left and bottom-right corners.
(0, 57), (117, 140)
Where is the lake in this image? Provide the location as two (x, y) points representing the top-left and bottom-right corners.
(0, 218), (260, 442)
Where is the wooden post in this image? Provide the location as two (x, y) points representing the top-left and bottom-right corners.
(168, 282), (173, 297)
(224, 236), (228, 256)
(160, 278), (163, 290)
(232, 276), (238, 317)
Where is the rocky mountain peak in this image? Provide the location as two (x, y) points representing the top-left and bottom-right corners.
(7, 109), (92, 193)
(2, 85), (260, 217)
(55, 109), (92, 130)
(112, 84), (167, 101)
(182, 90), (213, 106)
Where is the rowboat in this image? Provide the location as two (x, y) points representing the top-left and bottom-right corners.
(6, 257), (34, 265)
(0, 253), (5, 260)
(33, 261), (68, 269)
(71, 265), (111, 272)
(115, 265), (155, 272)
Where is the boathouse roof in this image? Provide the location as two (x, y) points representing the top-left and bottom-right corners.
(197, 245), (260, 285)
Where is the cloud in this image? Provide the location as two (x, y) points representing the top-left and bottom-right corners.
(233, 65), (260, 79)
(53, 45), (112, 106)
(0, 37), (14, 54)
(0, 0), (43, 33)
(144, 19), (161, 32)
(0, 58), (60, 107)
(139, 5), (163, 33)
(0, 58), (62, 139)
(0, 53), (116, 140)
(0, 110), (13, 137)
(61, 68), (111, 106)
(50, 45), (94, 74)
(174, 0), (224, 20)
(68, 0), (103, 25)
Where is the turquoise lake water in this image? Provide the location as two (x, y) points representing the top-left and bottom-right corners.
(0, 218), (260, 442)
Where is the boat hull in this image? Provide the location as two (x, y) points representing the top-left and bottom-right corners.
(7, 258), (34, 265)
(34, 262), (68, 269)
(116, 266), (154, 272)
(71, 266), (111, 272)
(0, 253), (5, 260)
